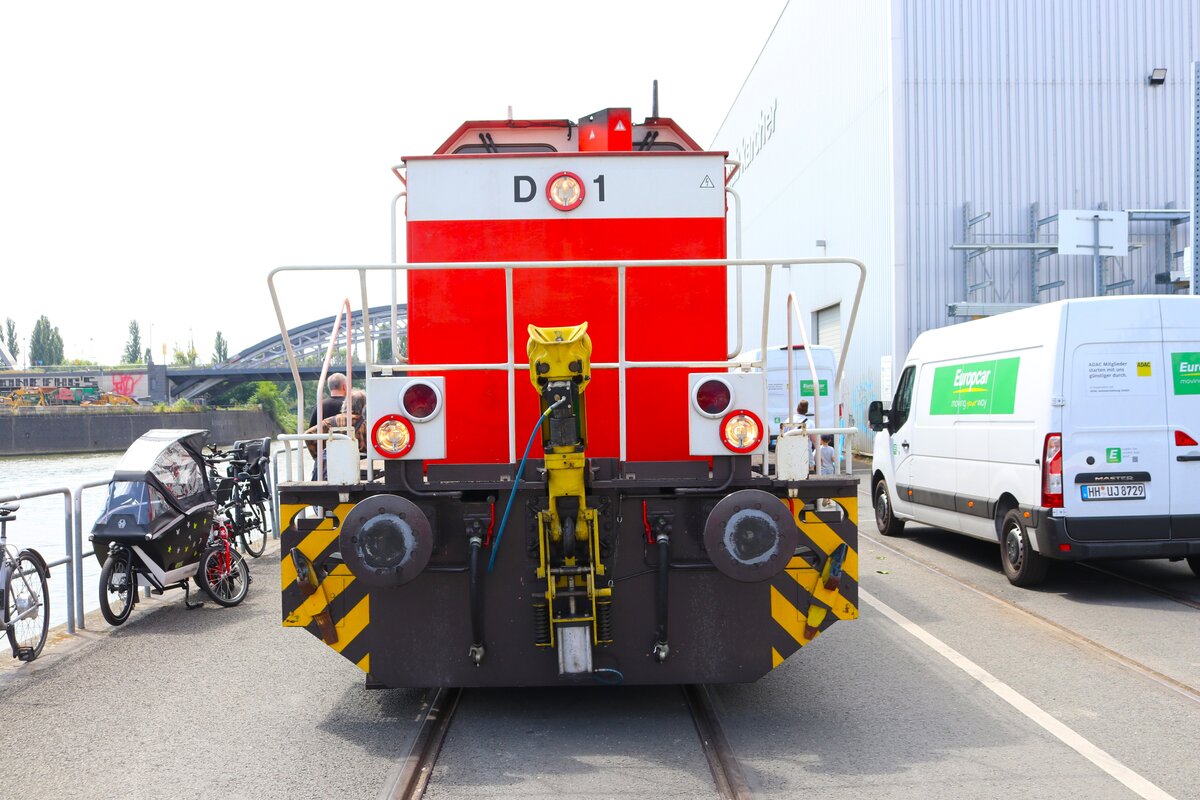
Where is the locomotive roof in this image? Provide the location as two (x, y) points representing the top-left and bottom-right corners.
(417, 113), (707, 159)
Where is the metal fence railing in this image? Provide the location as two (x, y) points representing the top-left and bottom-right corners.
(1, 476), (280, 639)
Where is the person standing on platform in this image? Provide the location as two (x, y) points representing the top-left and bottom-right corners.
(310, 372), (348, 429)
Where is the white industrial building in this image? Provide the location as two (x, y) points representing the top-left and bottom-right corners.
(714, 0), (1199, 441)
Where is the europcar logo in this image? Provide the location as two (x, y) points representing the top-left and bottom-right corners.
(1172, 353), (1200, 395)
(952, 368), (992, 392)
(930, 357), (1020, 415)
(1106, 447), (1122, 463)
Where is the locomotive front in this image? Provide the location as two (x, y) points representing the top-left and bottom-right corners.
(276, 107), (860, 687)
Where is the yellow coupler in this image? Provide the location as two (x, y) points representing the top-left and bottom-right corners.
(526, 323), (609, 646)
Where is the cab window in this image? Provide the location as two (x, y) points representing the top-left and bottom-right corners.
(892, 366), (915, 429)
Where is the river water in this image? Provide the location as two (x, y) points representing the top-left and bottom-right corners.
(0, 451), (121, 628)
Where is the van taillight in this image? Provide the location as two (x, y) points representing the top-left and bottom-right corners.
(1042, 433), (1063, 508)
(1175, 430), (1198, 447)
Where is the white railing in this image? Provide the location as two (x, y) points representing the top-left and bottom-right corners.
(2, 477), (281, 640)
(268, 257), (868, 477)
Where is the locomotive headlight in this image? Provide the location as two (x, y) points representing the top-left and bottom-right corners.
(546, 171), (585, 211)
(372, 414), (416, 458)
(719, 409), (764, 453)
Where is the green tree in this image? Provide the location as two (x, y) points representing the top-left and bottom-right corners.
(172, 342), (198, 366)
(122, 320), (143, 364)
(143, 347), (152, 364)
(29, 316), (64, 366)
(213, 331), (229, 364)
(4, 318), (18, 361)
(377, 336), (393, 363)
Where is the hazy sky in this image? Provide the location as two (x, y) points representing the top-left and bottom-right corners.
(0, 1), (785, 367)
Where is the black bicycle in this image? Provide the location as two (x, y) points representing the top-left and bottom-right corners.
(0, 503), (50, 662)
(205, 440), (271, 558)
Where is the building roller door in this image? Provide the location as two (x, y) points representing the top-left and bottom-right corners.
(816, 303), (841, 360)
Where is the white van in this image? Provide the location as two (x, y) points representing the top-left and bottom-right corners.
(737, 345), (838, 445)
(868, 296), (1200, 586)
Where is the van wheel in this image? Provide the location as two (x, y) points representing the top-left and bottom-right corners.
(874, 480), (905, 537)
(1186, 555), (1200, 579)
(999, 509), (1049, 587)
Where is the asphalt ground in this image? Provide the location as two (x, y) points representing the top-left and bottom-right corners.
(2, 475), (1198, 799)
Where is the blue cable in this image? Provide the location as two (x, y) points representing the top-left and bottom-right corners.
(487, 396), (566, 573)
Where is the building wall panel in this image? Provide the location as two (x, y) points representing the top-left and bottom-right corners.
(712, 2), (896, 441)
(897, 0), (1200, 349)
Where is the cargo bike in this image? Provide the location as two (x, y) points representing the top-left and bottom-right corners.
(90, 429), (250, 626)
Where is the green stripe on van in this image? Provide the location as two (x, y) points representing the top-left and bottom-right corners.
(929, 357), (1020, 415)
(1172, 352), (1200, 395)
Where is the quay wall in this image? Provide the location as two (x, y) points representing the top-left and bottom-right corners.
(0, 408), (279, 456)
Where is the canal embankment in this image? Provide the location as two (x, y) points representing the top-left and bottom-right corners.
(0, 407), (279, 456)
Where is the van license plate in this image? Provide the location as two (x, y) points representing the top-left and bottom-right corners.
(1080, 483), (1145, 501)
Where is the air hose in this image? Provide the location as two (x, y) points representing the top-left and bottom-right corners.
(487, 396), (566, 574)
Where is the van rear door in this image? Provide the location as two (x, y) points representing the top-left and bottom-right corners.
(1062, 302), (1170, 539)
(1158, 299), (1200, 528)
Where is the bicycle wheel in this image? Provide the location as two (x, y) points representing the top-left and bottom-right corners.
(198, 545), (249, 607)
(99, 550), (135, 626)
(240, 500), (268, 558)
(5, 551), (49, 661)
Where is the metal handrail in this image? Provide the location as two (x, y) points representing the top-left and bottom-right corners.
(268, 257), (868, 468)
(311, 299), (356, 481)
(71, 479), (109, 628)
(0, 485), (77, 634)
(1, 468), (285, 643)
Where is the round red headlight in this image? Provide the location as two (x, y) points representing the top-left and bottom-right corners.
(372, 414), (416, 458)
(546, 171), (585, 211)
(719, 409), (764, 454)
(402, 381), (442, 422)
(693, 378), (733, 418)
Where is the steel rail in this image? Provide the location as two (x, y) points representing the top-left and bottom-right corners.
(859, 527), (1200, 705)
(1075, 561), (1200, 611)
(682, 683), (754, 800)
(380, 687), (463, 800)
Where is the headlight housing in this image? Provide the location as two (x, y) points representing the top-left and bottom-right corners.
(720, 409), (764, 453)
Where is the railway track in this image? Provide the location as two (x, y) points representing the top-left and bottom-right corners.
(1075, 561), (1200, 611)
(380, 683), (753, 800)
(861, 530), (1200, 705)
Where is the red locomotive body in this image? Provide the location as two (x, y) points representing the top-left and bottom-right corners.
(276, 106), (860, 689)
(405, 112), (728, 464)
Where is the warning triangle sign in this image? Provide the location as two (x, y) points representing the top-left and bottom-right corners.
(589, 129), (596, 139)
(699, 175), (715, 188)
(614, 120), (626, 132)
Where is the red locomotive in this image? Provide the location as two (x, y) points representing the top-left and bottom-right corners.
(274, 103), (860, 687)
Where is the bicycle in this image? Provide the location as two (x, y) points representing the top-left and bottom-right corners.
(205, 445), (269, 558)
(196, 510), (251, 607)
(0, 502), (50, 662)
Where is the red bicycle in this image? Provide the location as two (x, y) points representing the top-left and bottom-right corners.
(197, 511), (250, 607)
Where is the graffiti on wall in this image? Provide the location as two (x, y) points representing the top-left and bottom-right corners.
(110, 373), (143, 396)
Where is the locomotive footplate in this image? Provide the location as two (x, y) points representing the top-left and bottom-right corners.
(278, 457), (858, 688)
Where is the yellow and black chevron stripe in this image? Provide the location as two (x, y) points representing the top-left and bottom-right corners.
(279, 502), (372, 674)
(767, 494), (860, 668)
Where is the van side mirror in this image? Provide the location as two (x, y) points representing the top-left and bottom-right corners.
(867, 400), (890, 432)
